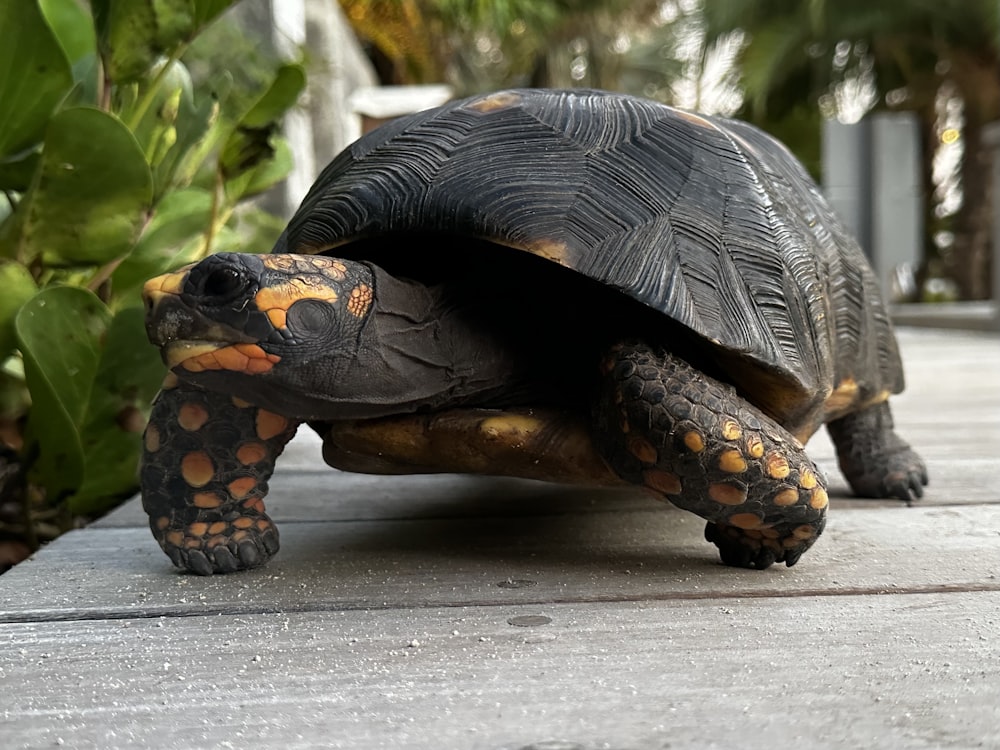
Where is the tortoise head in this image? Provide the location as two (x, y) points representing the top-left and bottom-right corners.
(143, 252), (381, 419)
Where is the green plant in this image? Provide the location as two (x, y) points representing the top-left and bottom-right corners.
(0, 0), (305, 564)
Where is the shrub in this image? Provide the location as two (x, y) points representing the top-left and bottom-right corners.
(0, 0), (305, 563)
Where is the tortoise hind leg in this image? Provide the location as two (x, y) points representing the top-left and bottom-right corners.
(141, 378), (299, 575)
(826, 401), (927, 503)
(595, 342), (828, 569)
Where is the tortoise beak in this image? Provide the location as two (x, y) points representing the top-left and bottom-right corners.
(142, 269), (250, 368)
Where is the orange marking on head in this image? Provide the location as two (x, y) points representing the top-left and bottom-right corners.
(254, 279), (339, 318)
(346, 283), (373, 318)
(232, 397), (253, 408)
(809, 488), (829, 510)
(177, 402), (209, 431)
(208, 521), (227, 535)
(156, 516), (170, 530)
(255, 519), (271, 532)
(165, 531), (184, 547)
(228, 477), (257, 500)
(188, 522), (209, 537)
(231, 530), (249, 542)
(193, 491), (223, 509)
(184, 538), (202, 548)
(243, 498), (266, 514)
(721, 420), (742, 441)
(709, 483), (748, 506)
(745, 434), (764, 459)
(627, 436), (658, 464)
(180, 451), (214, 487)
(267, 308), (287, 329)
(207, 535), (228, 548)
(145, 270), (188, 296)
(718, 449), (747, 474)
(162, 372), (180, 390)
(765, 452), (790, 479)
(256, 410), (289, 440)
(144, 425), (161, 453)
(317, 258), (348, 279)
(643, 468), (682, 495)
(729, 512), (763, 530)
(232, 517), (254, 529)
(237, 442), (268, 465)
(773, 488), (800, 506)
(683, 431), (705, 453)
(182, 343), (280, 375)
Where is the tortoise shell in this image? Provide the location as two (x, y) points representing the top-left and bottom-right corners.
(276, 88), (901, 441)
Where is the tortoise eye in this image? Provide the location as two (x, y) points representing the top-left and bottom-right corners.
(203, 267), (244, 299)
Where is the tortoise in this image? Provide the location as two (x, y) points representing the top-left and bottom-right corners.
(140, 88), (927, 576)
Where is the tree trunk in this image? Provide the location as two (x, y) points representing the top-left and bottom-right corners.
(949, 62), (1000, 300)
(950, 114), (994, 300)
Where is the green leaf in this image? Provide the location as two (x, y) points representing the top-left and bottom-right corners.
(0, 149), (41, 193)
(225, 136), (294, 200)
(0, 107), (153, 265)
(111, 186), (214, 300)
(191, 0), (236, 30)
(91, 0), (195, 83)
(241, 64), (307, 129)
(40, 0), (97, 64)
(124, 59), (220, 199)
(0, 262), (38, 360)
(16, 286), (111, 502)
(90, 0), (237, 84)
(220, 63), (305, 180)
(0, 0), (74, 159)
(71, 306), (166, 513)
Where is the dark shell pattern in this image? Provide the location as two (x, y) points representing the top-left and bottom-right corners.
(278, 89), (902, 436)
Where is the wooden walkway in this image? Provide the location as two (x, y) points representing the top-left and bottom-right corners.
(2, 327), (998, 749)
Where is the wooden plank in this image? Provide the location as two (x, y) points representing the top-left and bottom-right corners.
(2, 592), (997, 749)
(5, 502), (999, 622)
(93, 444), (997, 535)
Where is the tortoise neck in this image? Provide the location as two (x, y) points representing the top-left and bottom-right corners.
(358, 265), (523, 414)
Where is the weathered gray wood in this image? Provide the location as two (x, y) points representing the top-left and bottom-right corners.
(5, 501), (999, 622)
(2, 593), (998, 750)
(0, 326), (997, 750)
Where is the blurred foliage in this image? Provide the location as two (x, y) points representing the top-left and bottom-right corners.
(340, 0), (665, 93)
(701, 0), (1000, 300)
(0, 0), (304, 567)
(342, 0), (998, 300)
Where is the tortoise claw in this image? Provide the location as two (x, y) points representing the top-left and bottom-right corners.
(704, 522), (816, 570)
(157, 519), (280, 575)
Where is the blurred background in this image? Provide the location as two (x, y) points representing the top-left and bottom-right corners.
(241, 0), (998, 312)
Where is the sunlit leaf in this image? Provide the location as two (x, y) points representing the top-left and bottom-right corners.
(0, 107), (152, 265)
(71, 306), (166, 513)
(17, 286), (110, 502)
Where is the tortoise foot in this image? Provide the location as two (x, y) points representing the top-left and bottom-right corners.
(704, 518), (824, 570)
(156, 513), (280, 575)
(827, 401), (928, 504)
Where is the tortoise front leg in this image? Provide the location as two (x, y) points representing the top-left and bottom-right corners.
(595, 343), (828, 570)
(141, 376), (299, 575)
